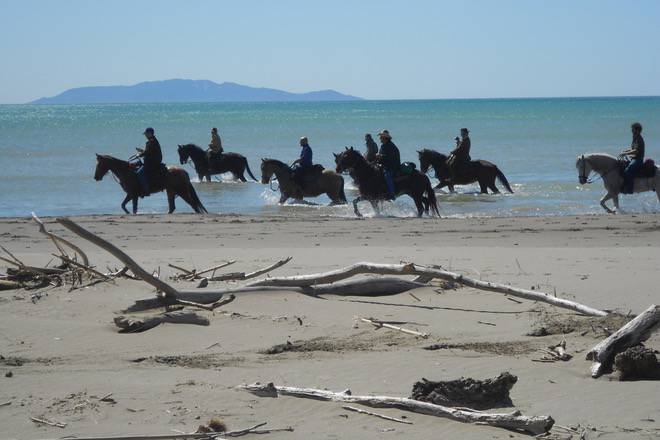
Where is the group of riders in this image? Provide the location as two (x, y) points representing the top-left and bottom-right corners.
(132, 121), (647, 199)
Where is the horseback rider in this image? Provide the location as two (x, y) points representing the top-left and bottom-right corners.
(447, 128), (471, 181)
(364, 133), (378, 163)
(207, 127), (223, 165)
(377, 130), (401, 200)
(135, 127), (163, 197)
(620, 122), (645, 194)
(291, 136), (313, 197)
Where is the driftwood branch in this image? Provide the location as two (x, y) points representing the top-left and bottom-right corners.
(239, 382), (553, 435)
(56, 217), (180, 300)
(586, 304), (660, 377)
(359, 317), (429, 338)
(114, 311), (210, 333)
(32, 213), (89, 266)
(342, 405), (413, 424)
(247, 262), (607, 316)
(125, 278), (424, 312)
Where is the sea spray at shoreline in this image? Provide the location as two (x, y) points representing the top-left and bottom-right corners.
(1, 97), (659, 217)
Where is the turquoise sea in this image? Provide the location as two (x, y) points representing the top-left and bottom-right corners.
(0, 98), (659, 218)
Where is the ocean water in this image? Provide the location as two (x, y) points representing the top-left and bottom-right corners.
(0, 98), (659, 218)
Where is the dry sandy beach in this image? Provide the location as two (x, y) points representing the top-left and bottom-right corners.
(1, 213), (659, 439)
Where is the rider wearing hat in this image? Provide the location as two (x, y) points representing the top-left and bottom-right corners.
(377, 130), (401, 199)
(620, 122), (645, 194)
(135, 127), (163, 196)
(291, 136), (313, 197)
(447, 128), (471, 180)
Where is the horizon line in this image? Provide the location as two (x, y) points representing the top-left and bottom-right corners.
(4, 94), (659, 106)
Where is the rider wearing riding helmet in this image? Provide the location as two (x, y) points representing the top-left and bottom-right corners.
(135, 127), (163, 196)
(620, 122), (645, 194)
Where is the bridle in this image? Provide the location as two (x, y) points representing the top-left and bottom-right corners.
(579, 154), (620, 184)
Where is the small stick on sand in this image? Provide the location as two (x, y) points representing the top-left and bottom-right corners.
(342, 405), (413, 424)
(359, 317), (429, 338)
(30, 416), (67, 428)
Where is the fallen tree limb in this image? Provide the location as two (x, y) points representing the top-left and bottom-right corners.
(342, 405), (413, 424)
(202, 258), (292, 282)
(32, 213), (89, 266)
(114, 311), (210, 333)
(247, 262), (607, 316)
(56, 217), (180, 300)
(238, 382), (553, 435)
(359, 317), (429, 338)
(30, 416), (67, 428)
(586, 304), (660, 377)
(124, 278), (424, 312)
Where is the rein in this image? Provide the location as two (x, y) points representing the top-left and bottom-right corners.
(580, 155), (620, 184)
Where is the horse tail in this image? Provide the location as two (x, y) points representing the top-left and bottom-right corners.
(244, 159), (258, 182)
(496, 167), (514, 193)
(424, 175), (440, 217)
(188, 183), (208, 214)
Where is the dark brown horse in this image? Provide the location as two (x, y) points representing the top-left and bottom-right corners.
(178, 144), (257, 182)
(417, 148), (513, 194)
(94, 154), (207, 214)
(334, 147), (440, 217)
(260, 158), (347, 205)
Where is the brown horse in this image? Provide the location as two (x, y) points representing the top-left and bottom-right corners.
(94, 154), (207, 214)
(334, 147), (440, 218)
(177, 143), (258, 182)
(260, 158), (347, 205)
(417, 148), (513, 194)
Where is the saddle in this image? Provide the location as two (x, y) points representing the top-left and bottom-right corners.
(144, 164), (168, 194)
(399, 161), (417, 176)
(618, 158), (657, 178)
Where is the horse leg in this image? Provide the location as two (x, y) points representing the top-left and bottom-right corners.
(279, 194), (288, 204)
(600, 192), (615, 214)
(238, 173), (247, 182)
(132, 197), (138, 215)
(612, 194), (622, 213)
(479, 181), (488, 194)
(352, 196), (364, 217)
(488, 180), (500, 194)
(121, 194), (131, 214)
(167, 189), (176, 214)
(370, 200), (381, 217)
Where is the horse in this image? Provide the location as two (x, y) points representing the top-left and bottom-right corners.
(177, 143), (258, 183)
(334, 147), (440, 218)
(576, 153), (660, 213)
(94, 154), (207, 214)
(260, 158), (347, 205)
(417, 148), (513, 194)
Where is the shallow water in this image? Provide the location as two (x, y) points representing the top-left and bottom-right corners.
(0, 98), (659, 218)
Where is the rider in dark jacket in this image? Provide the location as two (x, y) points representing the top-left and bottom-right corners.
(364, 133), (378, 163)
(448, 128), (471, 180)
(291, 136), (313, 197)
(377, 130), (401, 199)
(621, 122), (645, 194)
(136, 127), (163, 196)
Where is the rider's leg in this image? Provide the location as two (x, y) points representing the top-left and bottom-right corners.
(623, 159), (642, 194)
(383, 170), (395, 200)
(136, 166), (149, 196)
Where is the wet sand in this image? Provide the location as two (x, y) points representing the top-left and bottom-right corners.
(1, 213), (659, 439)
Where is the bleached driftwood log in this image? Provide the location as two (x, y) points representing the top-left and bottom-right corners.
(238, 382), (554, 435)
(359, 317), (429, 338)
(247, 262), (607, 316)
(114, 311), (210, 333)
(125, 278), (424, 312)
(586, 304), (660, 377)
(206, 257), (292, 282)
(57, 217), (180, 300)
(32, 213), (90, 266)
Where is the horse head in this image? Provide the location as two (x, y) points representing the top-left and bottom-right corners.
(260, 158), (279, 184)
(334, 148), (362, 174)
(418, 149), (431, 174)
(177, 144), (190, 165)
(94, 154), (110, 181)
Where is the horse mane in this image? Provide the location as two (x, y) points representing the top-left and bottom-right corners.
(180, 143), (205, 154)
(582, 153), (617, 160)
(419, 148), (447, 159)
(98, 154), (129, 166)
(262, 158), (287, 168)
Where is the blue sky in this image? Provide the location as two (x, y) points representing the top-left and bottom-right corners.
(1, 0), (658, 103)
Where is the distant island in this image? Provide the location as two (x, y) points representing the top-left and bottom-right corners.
(30, 79), (362, 104)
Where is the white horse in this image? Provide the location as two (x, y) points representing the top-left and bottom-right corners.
(576, 153), (660, 213)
